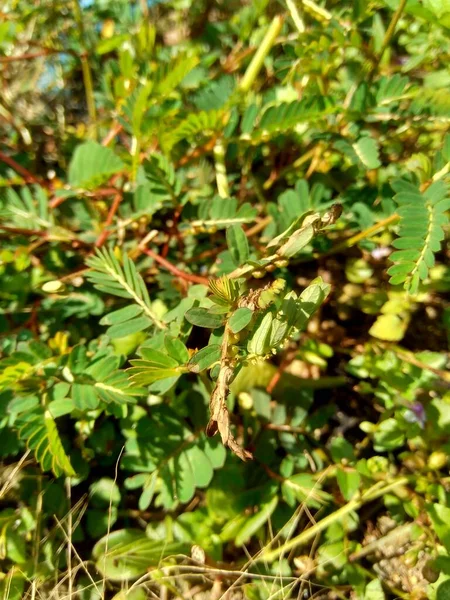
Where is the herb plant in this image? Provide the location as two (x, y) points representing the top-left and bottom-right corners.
(0, 1), (449, 599)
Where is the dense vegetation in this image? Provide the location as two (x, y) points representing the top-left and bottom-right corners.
(1, 0), (450, 598)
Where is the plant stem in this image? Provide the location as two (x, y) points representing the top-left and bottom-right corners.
(73, 0), (97, 139)
(258, 476), (410, 562)
(0, 150), (42, 185)
(433, 161), (450, 182)
(213, 139), (230, 198)
(239, 15), (284, 93)
(264, 147), (317, 190)
(368, 0), (408, 81)
(94, 193), (123, 247)
(143, 247), (209, 285)
(301, 0), (332, 21)
(326, 213), (399, 255)
(286, 0), (305, 33)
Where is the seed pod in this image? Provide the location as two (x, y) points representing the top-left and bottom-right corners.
(228, 345), (239, 357)
(274, 258), (289, 268)
(228, 331), (241, 345)
(252, 269), (265, 279)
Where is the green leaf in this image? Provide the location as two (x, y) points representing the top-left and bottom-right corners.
(127, 361), (182, 386)
(185, 307), (226, 329)
(388, 180), (449, 293)
(106, 315), (154, 339)
(229, 307), (253, 333)
(277, 224), (315, 257)
(122, 407), (225, 510)
(423, 0), (450, 18)
(100, 304), (144, 326)
(353, 136), (381, 169)
(68, 141), (124, 190)
(16, 409), (75, 477)
(72, 383), (100, 410)
(295, 278), (330, 331)
(363, 579), (386, 600)
(164, 336), (189, 363)
(90, 477), (121, 507)
(336, 468), (361, 501)
(93, 529), (190, 581)
(373, 418), (405, 452)
(428, 504), (450, 552)
(235, 495), (278, 546)
(139, 348), (179, 368)
(369, 314), (408, 342)
(188, 345), (221, 373)
(174, 450), (195, 503)
(248, 312), (273, 355)
(227, 224), (249, 266)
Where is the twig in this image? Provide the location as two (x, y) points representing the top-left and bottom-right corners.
(263, 147), (316, 190)
(325, 213), (399, 256)
(161, 206), (183, 258)
(239, 15), (284, 93)
(101, 122), (123, 146)
(0, 49), (53, 62)
(48, 185), (121, 209)
(143, 248), (209, 285)
(349, 523), (413, 562)
(73, 0), (97, 138)
(367, 0), (408, 81)
(185, 217), (272, 264)
(0, 225), (48, 237)
(94, 192), (123, 247)
(384, 344), (450, 383)
(213, 138), (230, 198)
(0, 150), (42, 184)
(259, 476), (411, 562)
(266, 348), (297, 394)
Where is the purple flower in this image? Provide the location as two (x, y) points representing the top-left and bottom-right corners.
(404, 402), (426, 428)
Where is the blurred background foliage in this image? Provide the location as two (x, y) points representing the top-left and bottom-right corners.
(0, 0), (450, 598)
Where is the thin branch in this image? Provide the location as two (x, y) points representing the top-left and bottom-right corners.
(0, 150), (42, 184)
(143, 248), (209, 285)
(368, 0), (408, 81)
(95, 193), (123, 247)
(73, 0), (97, 138)
(101, 122), (123, 146)
(325, 213), (399, 256)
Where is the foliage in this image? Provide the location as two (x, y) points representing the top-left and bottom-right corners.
(0, 0), (449, 599)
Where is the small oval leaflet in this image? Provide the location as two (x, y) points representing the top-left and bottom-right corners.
(229, 307), (253, 333)
(185, 307), (226, 329)
(188, 344), (221, 373)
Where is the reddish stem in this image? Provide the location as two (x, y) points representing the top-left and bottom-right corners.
(49, 186), (121, 209)
(161, 206), (182, 258)
(0, 50), (51, 63)
(143, 248), (209, 285)
(266, 349), (297, 394)
(0, 225), (48, 237)
(95, 193), (123, 247)
(101, 123), (123, 147)
(0, 150), (41, 185)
